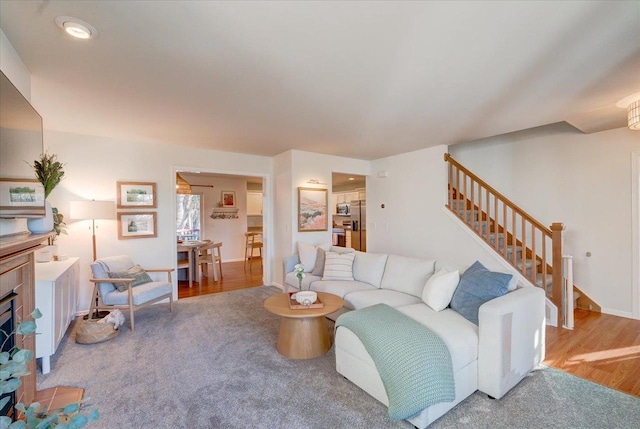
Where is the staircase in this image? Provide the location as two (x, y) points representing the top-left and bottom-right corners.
(444, 153), (570, 327)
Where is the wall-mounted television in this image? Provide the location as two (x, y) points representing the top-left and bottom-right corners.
(0, 70), (45, 218)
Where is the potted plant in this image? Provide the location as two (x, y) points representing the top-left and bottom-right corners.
(26, 153), (65, 237)
(0, 310), (99, 427)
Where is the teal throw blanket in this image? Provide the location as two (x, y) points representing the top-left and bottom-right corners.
(336, 304), (455, 420)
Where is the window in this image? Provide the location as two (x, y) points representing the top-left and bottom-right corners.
(176, 194), (201, 241)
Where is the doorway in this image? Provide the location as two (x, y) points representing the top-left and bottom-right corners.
(331, 172), (366, 252)
(174, 169), (268, 299)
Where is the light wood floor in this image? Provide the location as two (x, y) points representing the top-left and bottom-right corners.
(178, 259), (263, 299)
(179, 266), (640, 398)
(544, 308), (640, 397)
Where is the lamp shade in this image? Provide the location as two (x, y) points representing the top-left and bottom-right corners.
(629, 100), (640, 131)
(70, 200), (115, 220)
(176, 173), (192, 194)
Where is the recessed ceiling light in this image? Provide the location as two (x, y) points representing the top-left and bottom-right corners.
(348, 177), (355, 181)
(55, 16), (99, 40)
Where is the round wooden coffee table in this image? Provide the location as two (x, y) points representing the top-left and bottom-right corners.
(264, 291), (344, 359)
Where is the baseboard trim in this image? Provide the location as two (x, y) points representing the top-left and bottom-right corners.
(600, 307), (635, 320)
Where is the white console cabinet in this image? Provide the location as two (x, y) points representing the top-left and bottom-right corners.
(35, 257), (79, 374)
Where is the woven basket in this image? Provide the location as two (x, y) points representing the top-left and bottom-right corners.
(76, 319), (119, 344)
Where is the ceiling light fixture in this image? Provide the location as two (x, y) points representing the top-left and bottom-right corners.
(176, 173), (192, 194)
(307, 179), (327, 185)
(348, 177), (355, 181)
(616, 93), (640, 131)
(55, 16), (99, 40)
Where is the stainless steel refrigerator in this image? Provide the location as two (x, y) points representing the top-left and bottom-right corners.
(350, 200), (366, 252)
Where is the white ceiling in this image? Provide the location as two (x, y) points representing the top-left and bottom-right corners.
(1, 1), (638, 160)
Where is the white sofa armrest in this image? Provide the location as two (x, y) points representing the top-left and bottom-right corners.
(282, 254), (300, 293)
(477, 286), (546, 399)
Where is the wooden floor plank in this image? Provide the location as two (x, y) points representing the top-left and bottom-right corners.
(544, 309), (640, 398)
(178, 259), (263, 299)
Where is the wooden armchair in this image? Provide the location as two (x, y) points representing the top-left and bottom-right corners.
(89, 255), (173, 331)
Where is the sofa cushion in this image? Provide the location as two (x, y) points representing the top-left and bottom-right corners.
(297, 242), (331, 272)
(397, 303), (478, 372)
(380, 255), (436, 298)
(344, 289), (422, 311)
(311, 248), (327, 276)
(450, 261), (511, 325)
(330, 246), (356, 254)
(310, 280), (376, 301)
(352, 251), (388, 288)
(285, 271), (321, 290)
(323, 252), (355, 281)
(422, 268), (460, 312)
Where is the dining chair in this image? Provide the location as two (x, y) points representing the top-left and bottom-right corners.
(244, 232), (263, 273)
(198, 241), (223, 281)
(89, 255), (173, 331)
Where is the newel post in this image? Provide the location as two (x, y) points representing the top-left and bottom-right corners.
(551, 222), (565, 327)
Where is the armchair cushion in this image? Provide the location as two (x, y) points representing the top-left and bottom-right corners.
(108, 264), (153, 291)
(91, 255), (136, 297)
(102, 281), (172, 306)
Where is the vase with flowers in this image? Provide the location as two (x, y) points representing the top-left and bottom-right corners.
(294, 264), (306, 290)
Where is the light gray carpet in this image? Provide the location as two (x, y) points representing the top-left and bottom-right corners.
(37, 286), (640, 428)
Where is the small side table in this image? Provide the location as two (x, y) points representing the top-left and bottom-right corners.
(264, 292), (343, 359)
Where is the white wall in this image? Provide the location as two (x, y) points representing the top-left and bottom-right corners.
(0, 29), (30, 100)
(450, 124), (640, 318)
(367, 145), (519, 272)
(44, 130), (272, 313)
(272, 150), (370, 286)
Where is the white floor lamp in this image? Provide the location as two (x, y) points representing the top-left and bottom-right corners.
(70, 199), (115, 319)
(70, 200), (115, 262)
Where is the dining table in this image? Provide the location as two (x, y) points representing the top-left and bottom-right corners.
(177, 239), (212, 288)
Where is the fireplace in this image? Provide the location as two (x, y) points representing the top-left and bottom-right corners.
(0, 291), (17, 417)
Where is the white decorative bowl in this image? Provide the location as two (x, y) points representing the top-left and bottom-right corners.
(295, 291), (317, 306)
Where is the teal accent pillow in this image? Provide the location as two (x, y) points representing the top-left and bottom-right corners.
(450, 261), (512, 325)
(108, 264), (152, 292)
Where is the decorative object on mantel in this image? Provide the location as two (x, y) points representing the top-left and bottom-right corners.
(176, 173), (192, 194)
(211, 207), (239, 219)
(0, 178), (45, 218)
(27, 152), (65, 235)
(116, 181), (156, 208)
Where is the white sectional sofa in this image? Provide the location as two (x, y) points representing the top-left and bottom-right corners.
(283, 245), (546, 428)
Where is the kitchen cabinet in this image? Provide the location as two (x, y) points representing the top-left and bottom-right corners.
(346, 230), (352, 248)
(247, 192), (263, 215)
(35, 257), (79, 374)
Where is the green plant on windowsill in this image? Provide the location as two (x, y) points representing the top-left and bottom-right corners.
(0, 309), (98, 429)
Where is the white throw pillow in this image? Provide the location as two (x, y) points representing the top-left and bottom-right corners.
(322, 252), (355, 281)
(422, 268), (460, 312)
(297, 242), (330, 273)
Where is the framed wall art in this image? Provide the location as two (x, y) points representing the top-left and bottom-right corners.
(117, 181), (157, 208)
(298, 187), (328, 232)
(221, 190), (236, 208)
(117, 212), (157, 239)
(0, 178), (46, 218)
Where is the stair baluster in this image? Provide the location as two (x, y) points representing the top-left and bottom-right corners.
(444, 153), (565, 327)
